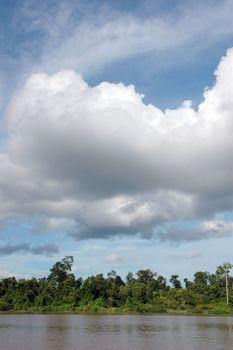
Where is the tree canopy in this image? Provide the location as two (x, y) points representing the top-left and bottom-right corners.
(1, 257), (233, 314)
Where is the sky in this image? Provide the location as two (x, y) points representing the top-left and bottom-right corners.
(0, 0), (233, 283)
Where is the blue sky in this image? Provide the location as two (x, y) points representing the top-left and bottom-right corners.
(0, 0), (233, 283)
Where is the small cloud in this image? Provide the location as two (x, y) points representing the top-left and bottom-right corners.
(0, 270), (30, 280)
(104, 253), (124, 264)
(159, 220), (233, 242)
(170, 251), (202, 260)
(30, 243), (59, 256)
(31, 218), (76, 235)
(103, 253), (140, 264)
(128, 256), (140, 263)
(0, 243), (59, 256)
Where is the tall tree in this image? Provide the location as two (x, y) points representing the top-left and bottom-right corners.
(48, 256), (74, 285)
(216, 262), (233, 305)
(170, 275), (182, 289)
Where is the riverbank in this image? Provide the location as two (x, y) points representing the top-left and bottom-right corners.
(1, 303), (233, 316)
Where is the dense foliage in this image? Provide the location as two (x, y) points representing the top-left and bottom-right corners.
(1, 256), (233, 314)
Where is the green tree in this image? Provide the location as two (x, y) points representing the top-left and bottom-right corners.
(126, 272), (135, 284)
(48, 256), (74, 285)
(170, 274), (182, 289)
(136, 269), (157, 284)
(107, 270), (125, 306)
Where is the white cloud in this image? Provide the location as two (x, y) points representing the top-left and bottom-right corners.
(0, 270), (30, 280)
(159, 220), (233, 242)
(170, 251), (202, 260)
(31, 217), (76, 235)
(104, 253), (124, 264)
(199, 220), (233, 238)
(103, 253), (139, 264)
(0, 48), (233, 241)
(14, 0), (233, 76)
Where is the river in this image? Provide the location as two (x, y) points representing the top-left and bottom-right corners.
(0, 314), (233, 350)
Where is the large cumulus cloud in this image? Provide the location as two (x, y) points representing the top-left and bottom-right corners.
(1, 48), (233, 241)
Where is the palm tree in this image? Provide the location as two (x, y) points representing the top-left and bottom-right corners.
(216, 262), (233, 305)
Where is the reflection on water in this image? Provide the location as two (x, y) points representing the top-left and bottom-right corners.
(0, 314), (233, 350)
(199, 321), (233, 331)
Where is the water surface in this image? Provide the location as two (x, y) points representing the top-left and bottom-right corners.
(0, 314), (233, 350)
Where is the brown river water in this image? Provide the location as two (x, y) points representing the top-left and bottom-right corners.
(0, 314), (233, 350)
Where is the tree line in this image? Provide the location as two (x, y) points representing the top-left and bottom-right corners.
(0, 256), (233, 314)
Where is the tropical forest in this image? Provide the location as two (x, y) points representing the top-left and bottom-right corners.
(0, 256), (233, 315)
